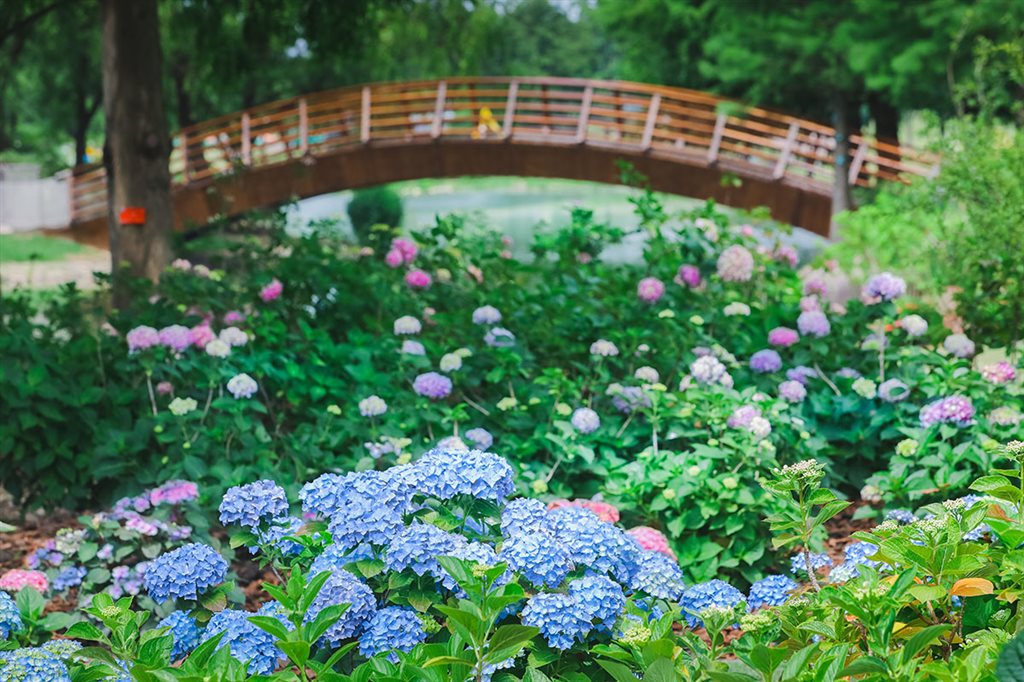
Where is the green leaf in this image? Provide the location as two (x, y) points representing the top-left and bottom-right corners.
(484, 624), (539, 663)
(642, 658), (676, 682)
(838, 656), (889, 676)
(997, 630), (1024, 682)
(900, 624), (950, 665)
(908, 584), (947, 603)
(65, 621), (107, 642)
(278, 640), (312, 667)
(248, 615), (292, 641)
(597, 660), (641, 682)
(435, 605), (484, 646)
(524, 669), (554, 682)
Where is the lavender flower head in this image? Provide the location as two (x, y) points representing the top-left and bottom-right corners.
(472, 305), (502, 325)
(159, 325), (192, 352)
(943, 333), (976, 358)
(219, 480), (289, 528)
(749, 349), (782, 373)
(920, 396), (975, 428)
(484, 327), (516, 348)
(464, 427), (493, 450)
(878, 379), (910, 403)
(571, 407), (601, 434)
(727, 405), (761, 429)
(778, 380), (807, 403)
(676, 264), (702, 288)
(862, 272), (906, 301)
(982, 361), (1016, 384)
(690, 355), (729, 385)
(413, 372), (452, 399)
(400, 340), (426, 356)
(787, 365), (817, 385)
(717, 245), (755, 282)
(637, 277), (666, 303)
(126, 326), (160, 353)
(227, 373), (258, 399)
(797, 310), (830, 338)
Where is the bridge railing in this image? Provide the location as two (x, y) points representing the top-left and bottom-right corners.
(70, 77), (938, 225)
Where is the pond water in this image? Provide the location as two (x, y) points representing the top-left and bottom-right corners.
(289, 177), (825, 263)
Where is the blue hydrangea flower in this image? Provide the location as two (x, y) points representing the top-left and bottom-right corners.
(550, 507), (640, 584)
(358, 606), (428, 661)
(679, 580), (746, 628)
(201, 604), (290, 675)
(631, 550), (686, 601)
(415, 449), (515, 502)
(304, 468), (416, 550)
(254, 516), (305, 556)
(746, 575), (798, 610)
(0, 648), (71, 682)
(499, 532), (572, 589)
(789, 551), (833, 577)
(145, 543), (228, 602)
(885, 509), (916, 525)
(843, 542), (882, 569)
(568, 575), (626, 631)
(39, 640), (82, 661)
(384, 523), (465, 578)
(219, 480), (289, 528)
(158, 610), (201, 661)
(305, 570), (377, 646)
(828, 562), (860, 584)
(521, 593), (592, 650)
(311, 543), (377, 575)
(51, 565), (87, 592)
(0, 590), (23, 639)
(500, 498), (552, 538)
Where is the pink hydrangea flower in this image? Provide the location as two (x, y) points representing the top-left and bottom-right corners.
(982, 361), (1016, 385)
(768, 326), (800, 347)
(155, 381), (174, 395)
(576, 252), (594, 264)
(405, 269), (432, 289)
(546, 499), (620, 523)
(224, 310), (246, 324)
(0, 569), (48, 593)
(149, 480), (199, 505)
(627, 526), (676, 559)
(385, 249), (404, 268)
(189, 323), (215, 348)
(391, 238), (418, 264)
(259, 278), (283, 302)
(126, 326), (159, 353)
(637, 277), (666, 303)
(675, 264), (701, 288)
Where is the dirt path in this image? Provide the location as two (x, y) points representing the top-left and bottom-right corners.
(0, 252), (109, 291)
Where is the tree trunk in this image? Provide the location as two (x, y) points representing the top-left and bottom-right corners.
(868, 93), (901, 166)
(829, 92), (854, 240)
(101, 0), (173, 302)
(171, 56), (192, 128)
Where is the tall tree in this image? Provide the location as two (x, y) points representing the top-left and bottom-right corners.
(101, 0), (173, 293)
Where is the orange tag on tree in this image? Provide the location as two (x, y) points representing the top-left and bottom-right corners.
(119, 207), (146, 225)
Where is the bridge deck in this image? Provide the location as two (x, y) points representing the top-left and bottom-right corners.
(67, 77), (937, 243)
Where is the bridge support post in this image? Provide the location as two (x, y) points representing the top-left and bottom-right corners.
(361, 87), (371, 143)
(575, 85), (593, 144)
(773, 122), (800, 179)
(707, 114), (726, 164)
(502, 81), (518, 140)
(640, 93), (661, 151)
(298, 99), (309, 156)
(432, 81), (447, 139)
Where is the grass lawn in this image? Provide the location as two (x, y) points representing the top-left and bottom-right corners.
(0, 232), (95, 262)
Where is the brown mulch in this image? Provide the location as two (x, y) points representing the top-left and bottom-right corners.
(823, 500), (878, 565)
(0, 512), (81, 571)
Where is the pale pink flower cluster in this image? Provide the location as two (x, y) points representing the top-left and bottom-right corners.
(0, 569), (48, 593)
(385, 237), (418, 267)
(627, 526), (676, 559)
(982, 361), (1016, 385)
(259, 278), (283, 302)
(405, 269), (432, 289)
(637, 277), (666, 303)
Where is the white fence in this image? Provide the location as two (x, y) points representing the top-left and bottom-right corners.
(0, 164), (71, 233)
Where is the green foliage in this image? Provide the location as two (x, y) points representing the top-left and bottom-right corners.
(346, 186), (404, 244)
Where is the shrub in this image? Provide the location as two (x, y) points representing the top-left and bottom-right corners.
(346, 185), (404, 244)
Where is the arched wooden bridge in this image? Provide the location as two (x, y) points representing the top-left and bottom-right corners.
(67, 77), (937, 245)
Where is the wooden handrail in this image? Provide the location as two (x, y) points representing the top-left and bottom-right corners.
(69, 76), (938, 225)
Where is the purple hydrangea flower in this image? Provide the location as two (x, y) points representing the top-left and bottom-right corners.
(797, 311), (830, 338)
(472, 305), (502, 325)
(749, 349), (782, 373)
(571, 407), (600, 434)
(727, 405), (761, 429)
(484, 327), (516, 348)
(464, 427), (493, 450)
(786, 365), (817, 385)
(226, 373), (258, 399)
(943, 333), (975, 358)
(862, 272), (906, 301)
(159, 325), (192, 352)
(778, 380), (807, 402)
(126, 326), (159, 352)
(920, 396), (975, 428)
(413, 372), (452, 399)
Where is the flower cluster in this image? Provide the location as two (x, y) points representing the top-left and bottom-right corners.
(144, 543), (228, 602)
(920, 396), (976, 428)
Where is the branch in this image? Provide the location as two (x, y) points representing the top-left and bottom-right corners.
(0, 0), (75, 46)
